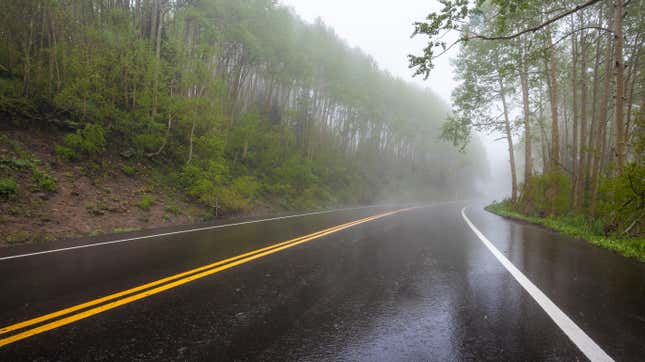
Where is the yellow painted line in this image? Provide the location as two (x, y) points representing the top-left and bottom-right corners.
(0, 213), (380, 336)
(0, 209), (408, 347)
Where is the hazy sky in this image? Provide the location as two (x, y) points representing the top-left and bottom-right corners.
(280, 0), (511, 197)
(279, 0), (458, 103)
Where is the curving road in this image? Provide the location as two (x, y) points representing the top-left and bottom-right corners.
(0, 202), (643, 361)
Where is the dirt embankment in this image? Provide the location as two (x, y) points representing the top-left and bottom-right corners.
(0, 128), (213, 246)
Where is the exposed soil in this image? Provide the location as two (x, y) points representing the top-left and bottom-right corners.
(0, 127), (214, 246)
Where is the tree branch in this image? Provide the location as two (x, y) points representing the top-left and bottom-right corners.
(432, 39), (461, 60)
(466, 0), (603, 42)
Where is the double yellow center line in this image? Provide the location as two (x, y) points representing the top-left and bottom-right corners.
(0, 208), (409, 347)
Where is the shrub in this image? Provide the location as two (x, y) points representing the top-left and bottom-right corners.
(521, 170), (571, 217)
(113, 227), (139, 233)
(0, 177), (18, 197)
(133, 133), (163, 155)
(597, 162), (645, 235)
(218, 187), (250, 211)
(54, 145), (78, 160)
(0, 157), (31, 170)
(64, 123), (106, 158)
(232, 176), (259, 201)
(121, 164), (136, 176)
(32, 169), (57, 192)
(164, 203), (182, 215)
(136, 195), (155, 211)
(85, 202), (105, 216)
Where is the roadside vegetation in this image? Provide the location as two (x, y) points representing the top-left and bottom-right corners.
(411, 0), (644, 258)
(0, 0), (487, 245)
(0, 131), (207, 244)
(487, 200), (645, 262)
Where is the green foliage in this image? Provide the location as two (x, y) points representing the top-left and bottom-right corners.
(521, 170), (571, 217)
(85, 202), (104, 216)
(597, 163), (645, 234)
(441, 115), (472, 151)
(32, 169), (57, 192)
(231, 176), (260, 202)
(487, 200), (645, 263)
(0, 0), (487, 218)
(121, 164), (136, 176)
(136, 195), (156, 211)
(5, 231), (30, 245)
(409, 0), (539, 77)
(164, 203), (182, 216)
(1, 137), (58, 193)
(0, 156), (30, 171)
(113, 227), (139, 233)
(54, 145), (78, 160)
(0, 177), (17, 198)
(63, 124), (106, 159)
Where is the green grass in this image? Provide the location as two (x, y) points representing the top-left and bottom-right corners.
(486, 201), (645, 263)
(32, 169), (57, 192)
(121, 164), (136, 176)
(163, 203), (182, 216)
(135, 195), (156, 211)
(0, 177), (18, 197)
(112, 227), (139, 233)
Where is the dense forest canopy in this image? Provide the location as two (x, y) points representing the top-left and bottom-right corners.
(411, 0), (644, 235)
(0, 0), (487, 215)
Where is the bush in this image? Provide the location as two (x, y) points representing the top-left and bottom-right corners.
(487, 200), (645, 262)
(136, 195), (155, 211)
(182, 161), (259, 213)
(521, 170), (571, 217)
(64, 123), (106, 158)
(164, 203), (182, 215)
(133, 133), (163, 155)
(0, 156), (31, 171)
(121, 164), (136, 176)
(32, 169), (57, 192)
(54, 145), (78, 160)
(0, 177), (18, 197)
(232, 176), (259, 200)
(597, 162), (645, 235)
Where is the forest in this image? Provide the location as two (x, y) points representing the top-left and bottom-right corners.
(411, 0), (644, 250)
(0, 0), (485, 222)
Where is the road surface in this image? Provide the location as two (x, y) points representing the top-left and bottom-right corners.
(0, 202), (643, 361)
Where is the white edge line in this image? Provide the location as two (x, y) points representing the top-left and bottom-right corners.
(461, 206), (613, 362)
(0, 205), (387, 261)
(0, 202), (455, 261)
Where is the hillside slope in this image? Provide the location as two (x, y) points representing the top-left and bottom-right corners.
(1, 126), (213, 245)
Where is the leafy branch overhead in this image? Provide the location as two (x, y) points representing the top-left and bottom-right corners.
(409, 0), (603, 78)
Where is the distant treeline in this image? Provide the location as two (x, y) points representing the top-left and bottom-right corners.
(0, 0), (485, 213)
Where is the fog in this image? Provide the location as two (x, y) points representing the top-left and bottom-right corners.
(281, 0), (512, 202)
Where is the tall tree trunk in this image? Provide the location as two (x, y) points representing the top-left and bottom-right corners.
(546, 28), (561, 215)
(613, 0), (625, 172)
(590, 26), (614, 216)
(571, 30), (579, 208)
(147, 114), (172, 157)
(519, 57), (532, 212)
(577, 30), (588, 210)
(499, 77), (518, 204)
(152, 2), (163, 119)
(586, 22), (602, 194)
(23, 17), (34, 96)
(187, 116), (196, 165)
(624, 37), (641, 149)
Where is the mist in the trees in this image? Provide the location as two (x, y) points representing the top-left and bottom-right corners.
(0, 0), (491, 217)
(409, 0), (644, 235)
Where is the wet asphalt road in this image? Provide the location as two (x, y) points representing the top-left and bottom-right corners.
(0, 202), (644, 361)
